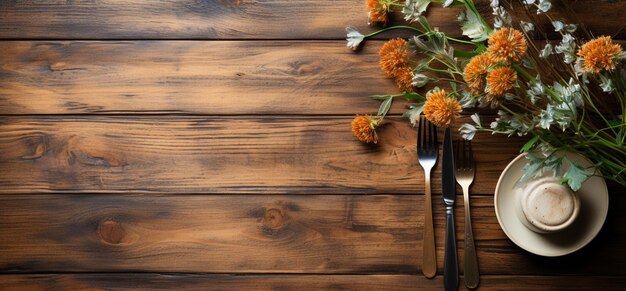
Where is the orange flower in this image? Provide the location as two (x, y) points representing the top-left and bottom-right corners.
(577, 36), (623, 74)
(394, 66), (415, 92)
(423, 89), (462, 128)
(379, 38), (410, 78)
(488, 28), (527, 63)
(463, 53), (495, 95)
(351, 115), (380, 144)
(367, 0), (389, 26)
(486, 66), (517, 97)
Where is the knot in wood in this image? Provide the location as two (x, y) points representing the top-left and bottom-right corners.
(98, 219), (126, 245)
(262, 208), (285, 229)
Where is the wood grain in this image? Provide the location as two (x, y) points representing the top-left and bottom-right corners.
(0, 41), (400, 115)
(2, 40), (626, 115)
(0, 1), (624, 39)
(2, 274), (626, 290)
(0, 194), (625, 275)
(0, 116), (524, 194)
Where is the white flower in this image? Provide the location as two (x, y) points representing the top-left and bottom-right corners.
(492, 6), (512, 29)
(403, 0), (432, 22)
(539, 104), (555, 129)
(345, 27), (365, 51)
(565, 24), (577, 33)
(537, 0), (552, 14)
(552, 21), (564, 32)
(599, 74), (615, 93)
(539, 43), (553, 58)
(460, 124), (478, 140)
(527, 76), (545, 104)
(412, 73), (430, 87)
(521, 21), (535, 33)
(555, 34), (577, 64)
(490, 0), (499, 8)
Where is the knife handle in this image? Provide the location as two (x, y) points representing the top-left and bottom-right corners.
(444, 205), (458, 291)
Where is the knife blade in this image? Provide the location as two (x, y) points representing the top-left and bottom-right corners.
(442, 127), (458, 291)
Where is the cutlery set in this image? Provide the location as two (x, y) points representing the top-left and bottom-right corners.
(417, 116), (479, 290)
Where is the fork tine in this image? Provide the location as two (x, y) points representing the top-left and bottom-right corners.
(468, 140), (474, 168)
(454, 140), (463, 169)
(417, 116), (423, 148)
(459, 139), (466, 169)
(430, 119), (437, 149)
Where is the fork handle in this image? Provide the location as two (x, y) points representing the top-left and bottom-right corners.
(464, 187), (480, 289)
(422, 175), (437, 278)
(444, 205), (458, 291)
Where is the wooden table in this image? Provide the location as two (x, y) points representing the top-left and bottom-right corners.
(1, 1), (625, 290)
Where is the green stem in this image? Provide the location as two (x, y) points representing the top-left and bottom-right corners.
(364, 26), (423, 38)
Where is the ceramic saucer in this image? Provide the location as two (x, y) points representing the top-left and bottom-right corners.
(494, 152), (609, 257)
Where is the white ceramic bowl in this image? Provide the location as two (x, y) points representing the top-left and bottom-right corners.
(494, 152), (609, 257)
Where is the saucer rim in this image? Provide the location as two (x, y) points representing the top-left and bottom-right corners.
(494, 152), (609, 257)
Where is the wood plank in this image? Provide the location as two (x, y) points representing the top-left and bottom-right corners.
(0, 116), (523, 194)
(0, 194), (625, 275)
(0, 1), (624, 39)
(0, 41), (401, 115)
(1, 274), (626, 290)
(3, 40), (626, 115)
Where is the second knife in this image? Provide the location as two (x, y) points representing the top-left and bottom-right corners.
(442, 128), (458, 291)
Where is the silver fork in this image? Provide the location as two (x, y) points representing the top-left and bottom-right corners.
(417, 116), (437, 279)
(455, 140), (479, 289)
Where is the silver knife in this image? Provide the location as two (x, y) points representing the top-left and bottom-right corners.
(442, 128), (458, 291)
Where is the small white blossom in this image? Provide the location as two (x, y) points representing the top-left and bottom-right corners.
(599, 74), (615, 93)
(539, 43), (553, 58)
(345, 27), (365, 51)
(565, 24), (577, 33)
(555, 34), (577, 64)
(521, 21), (535, 33)
(403, 0), (432, 22)
(492, 6), (512, 29)
(412, 73), (430, 88)
(537, 0), (552, 14)
(460, 124), (478, 140)
(552, 21), (564, 32)
(527, 76), (545, 104)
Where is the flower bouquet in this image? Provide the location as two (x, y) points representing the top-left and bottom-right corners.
(348, 0), (626, 191)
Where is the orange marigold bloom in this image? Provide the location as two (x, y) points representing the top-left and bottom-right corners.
(394, 66), (415, 92)
(351, 115), (380, 144)
(379, 38), (410, 78)
(423, 89), (462, 128)
(488, 28), (527, 63)
(463, 53), (495, 95)
(367, 0), (389, 26)
(578, 36), (623, 74)
(486, 66), (517, 97)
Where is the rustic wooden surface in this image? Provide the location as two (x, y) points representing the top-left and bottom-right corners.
(1, 0), (625, 290)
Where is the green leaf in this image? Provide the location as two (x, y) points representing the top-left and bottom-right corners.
(458, 4), (489, 42)
(518, 152), (545, 186)
(403, 103), (425, 126)
(520, 136), (540, 153)
(377, 96), (393, 117)
(449, 81), (457, 92)
(562, 158), (592, 191)
(370, 94), (393, 101)
(403, 91), (426, 102)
